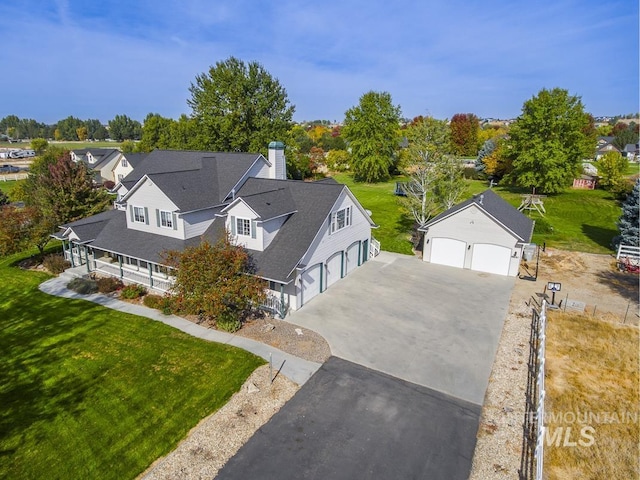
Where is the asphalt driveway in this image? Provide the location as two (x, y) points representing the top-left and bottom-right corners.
(289, 251), (515, 405)
(217, 357), (481, 480)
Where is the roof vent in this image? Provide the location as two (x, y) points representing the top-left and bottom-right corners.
(231, 188), (236, 201)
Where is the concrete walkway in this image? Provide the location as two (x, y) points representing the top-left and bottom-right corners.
(38, 276), (321, 386)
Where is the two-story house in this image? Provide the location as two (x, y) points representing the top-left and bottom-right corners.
(70, 148), (122, 184)
(55, 143), (378, 315)
(111, 152), (148, 185)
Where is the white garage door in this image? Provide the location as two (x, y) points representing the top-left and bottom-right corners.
(301, 263), (322, 306)
(430, 238), (466, 268)
(471, 244), (511, 276)
(325, 252), (343, 288)
(345, 242), (360, 275)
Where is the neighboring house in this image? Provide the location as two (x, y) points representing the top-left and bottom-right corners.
(55, 143), (378, 314)
(112, 152), (148, 185)
(623, 143), (639, 162)
(70, 148), (122, 184)
(594, 141), (621, 161)
(419, 190), (534, 277)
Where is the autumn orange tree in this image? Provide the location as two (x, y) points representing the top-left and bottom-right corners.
(165, 233), (266, 332)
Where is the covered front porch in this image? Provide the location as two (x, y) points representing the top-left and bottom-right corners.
(61, 239), (175, 293)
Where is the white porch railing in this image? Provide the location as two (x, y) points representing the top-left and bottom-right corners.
(370, 237), (380, 258)
(93, 258), (174, 293)
(260, 293), (287, 318)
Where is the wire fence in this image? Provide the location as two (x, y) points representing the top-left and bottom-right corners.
(533, 301), (547, 480)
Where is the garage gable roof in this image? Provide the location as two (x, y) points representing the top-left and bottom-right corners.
(419, 190), (534, 242)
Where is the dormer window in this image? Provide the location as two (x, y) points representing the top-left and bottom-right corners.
(237, 218), (251, 236)
(330, 206), (351, 234)
(122, 158), (128, 167)
(230, 215), (257, 239)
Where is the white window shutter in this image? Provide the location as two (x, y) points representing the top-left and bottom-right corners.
(231, 215), (236, 235)
(155, 209), (160, 227)
(251, 220), (257, 239)
(172, 213), (177, 230)
(144, 207), (149, 225)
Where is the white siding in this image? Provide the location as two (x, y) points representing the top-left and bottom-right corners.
(113, 156), (134, 184)
(263, 216), (287, 249)
(183, 209), (217, 239)
(422, 204), (523, 276)
(226, 201), (263, 251)
(227, 157), (270, 198)
(301, 190), (371, 270)
(126, 179), (183, 239)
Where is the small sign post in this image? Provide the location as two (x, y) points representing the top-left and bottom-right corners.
(547, 282), (561, 305)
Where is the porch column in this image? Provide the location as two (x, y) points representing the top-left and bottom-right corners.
(357, 240), (362, 266)
(69, 241), (75, 267)
(340, 251), (345, 278)
(280, 284), (285, 318)
(118, 255), (123, 279)
(84, 247), (90, 273)
(148, 264), (153, 288)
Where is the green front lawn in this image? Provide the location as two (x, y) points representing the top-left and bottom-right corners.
(333, 173), (414, 254)
(332, 173), (622, 255)
(0, 249), (263, 479)
(0, 179), (23, 198)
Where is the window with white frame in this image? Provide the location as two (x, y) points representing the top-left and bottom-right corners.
(160, 210), (173, 228)
(237, 217), (251, 236)
(330, 206), (351, 234)
(117, 174), (124, 182)
(121, 158), (128, 167)
(133, 206), (145, 223)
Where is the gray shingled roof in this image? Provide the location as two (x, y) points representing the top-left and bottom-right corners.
(120, 152), (148, 168)
(120, 150), (262, 210)
(419, 189), (534, 242)
(235, 178), (346, 282)
(228, 187), (297, 220)
(55, 209), (119, 241)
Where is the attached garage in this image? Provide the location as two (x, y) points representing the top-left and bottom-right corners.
(419, 190), (534, 277)
(430, 238), (466, 268)
(325, 252), (343, 289)
(345, 242), (360, 275)
(471, 244), (511, 276)
(301, 263), (322, 306)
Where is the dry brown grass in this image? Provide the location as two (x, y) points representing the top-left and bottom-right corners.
(545, 312), (639, 479)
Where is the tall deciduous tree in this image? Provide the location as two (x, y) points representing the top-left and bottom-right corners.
(165, 234), (266, 332)
(20, 150), (111, 254)
(343, 91), (401, 183)
(108, 114), (142, 141)
(0, 206), (33, 256)
(450, 113), (479, 156)
(506, 88), (596, 194)
(597, 151), (628, 193)
(400, 117), (466, 227)
(188, 57), (294, 154)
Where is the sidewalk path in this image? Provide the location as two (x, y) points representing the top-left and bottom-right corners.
(39, 276), (321, 386)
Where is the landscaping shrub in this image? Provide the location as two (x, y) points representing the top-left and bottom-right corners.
(43, 254), (70, 274)
(215, 311), (242, 333)
(96, 276), (123, 293)
(143, 294), (174, 314)
(120, 283), (147, 299)
(67, 277), (98, 294)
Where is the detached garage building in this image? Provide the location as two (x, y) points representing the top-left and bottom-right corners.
(419, 190), (534, 276)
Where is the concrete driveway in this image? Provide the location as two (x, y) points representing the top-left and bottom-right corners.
(289, 251), (515, 405)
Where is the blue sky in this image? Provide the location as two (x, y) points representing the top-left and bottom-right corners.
(1, 0), (638, 124)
